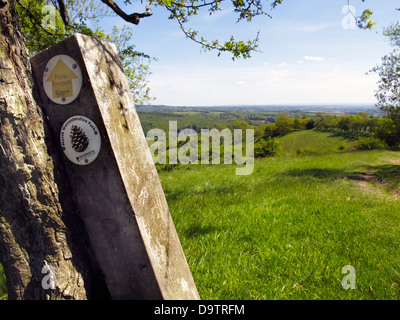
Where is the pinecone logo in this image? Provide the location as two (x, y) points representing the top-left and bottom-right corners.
(70, 125), (89, 152)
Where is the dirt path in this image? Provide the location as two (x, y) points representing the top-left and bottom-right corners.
(348, 170), (399, 197)
(349, 172), (377, 193)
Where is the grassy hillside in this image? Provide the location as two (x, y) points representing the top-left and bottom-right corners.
(1, 148), (398, 300)
(159, 150), (400, 299)
(279, 129), (357, 156)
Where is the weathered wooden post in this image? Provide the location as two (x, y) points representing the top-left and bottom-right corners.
(30, 33), (199, 300)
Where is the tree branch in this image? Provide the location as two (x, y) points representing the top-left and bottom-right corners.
(16, 0), (64, 37)
(169, 0), (221, 11)
(100, 0), (152, 25)
(56, 0), (69, 26)
(169, 7), (260, 59)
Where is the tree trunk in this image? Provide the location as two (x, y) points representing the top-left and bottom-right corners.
(0, 0), (109, 299)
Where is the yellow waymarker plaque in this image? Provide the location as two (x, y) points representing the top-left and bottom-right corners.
(43, 54), (82, 105)
(46, 58), (78, 98)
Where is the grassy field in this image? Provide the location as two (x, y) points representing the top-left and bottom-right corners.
(0, 263), (6, 300)
(279, 129), (358, 156)
(1, 144), (399, 300)
(160, 150), (400, 299)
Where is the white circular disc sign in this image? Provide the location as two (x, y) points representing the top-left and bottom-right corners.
(60, 116), (101, 165)
(43, 55), (82, 105)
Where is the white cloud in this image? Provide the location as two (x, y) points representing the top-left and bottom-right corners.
(266, 69), (290, 78)
(278, 62), (288, 67)
(304, 56), (325, 62)
(236, 81), (247, 85)
(269, 21), (338, 34)
(295, 23), (338, 33)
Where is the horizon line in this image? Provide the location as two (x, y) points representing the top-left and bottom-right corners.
(137, 103), (377, 108)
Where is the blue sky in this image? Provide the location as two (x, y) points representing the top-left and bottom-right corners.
(102, 0), (400, 106)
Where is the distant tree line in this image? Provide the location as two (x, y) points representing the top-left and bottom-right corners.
(255, 112), (400, 149)
(143, 107), (400, 171)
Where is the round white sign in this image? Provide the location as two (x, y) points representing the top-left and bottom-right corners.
(60, 116), (101, 165)
(43, 55), (82, 105)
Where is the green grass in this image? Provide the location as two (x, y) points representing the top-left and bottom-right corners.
(279, 129), (357, 156)
(160, 150), (400, 299)
(0, 263), (6, 300)
(1, 149), (399, 300)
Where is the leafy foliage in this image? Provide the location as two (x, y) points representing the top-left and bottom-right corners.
(254, 137), (281, 157)
(153, 0), (275, 59)
(374, 118), (400, 148)
(17, 0), (154, 104)
(17, 0), (382, 102)
(356, 136), (388, 150)
(153, 0), (375, 59)
(369, 22), (400, 148)
(356, 9), (376, 29)
(371, 51), (400, 115)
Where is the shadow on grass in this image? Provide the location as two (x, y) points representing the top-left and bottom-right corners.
(282, 168), (354, 181)
(283, 163), (400, 193)
(327, 132), (360, 141)
(318, 128), (371, 141)
(164, 183), (241, 201)
(182, 222), (219, 238)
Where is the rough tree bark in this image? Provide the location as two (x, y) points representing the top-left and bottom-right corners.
(0, 0), (109, 299)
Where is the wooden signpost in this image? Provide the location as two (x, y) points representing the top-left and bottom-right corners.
(31, 33), (200, 300)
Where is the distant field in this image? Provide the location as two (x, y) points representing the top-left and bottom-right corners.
(279, 129), (358, 156)
(160, 150), (400, 299)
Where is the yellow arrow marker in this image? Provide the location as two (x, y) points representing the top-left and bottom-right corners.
(45, 58), (78, 98)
